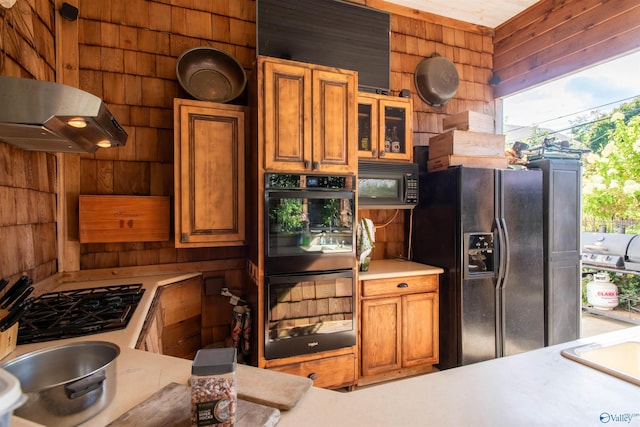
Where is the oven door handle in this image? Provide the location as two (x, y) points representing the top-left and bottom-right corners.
(266, 269), (353, 284)
(266, 190), (355, 200)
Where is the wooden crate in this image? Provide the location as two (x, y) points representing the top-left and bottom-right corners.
(428, 130), (505, 159)
(443, 110), (495, 133)
(427, 155), (509, 172)
(79, 195), (170, 243)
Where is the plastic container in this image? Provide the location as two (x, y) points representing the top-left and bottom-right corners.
(190, 348), (237, 426)
(0, 368), (26, 427)
(586, 273), (619, 310)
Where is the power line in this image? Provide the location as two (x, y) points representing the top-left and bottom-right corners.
(507, 94), (640, 133)
(546, 107), (640, 136)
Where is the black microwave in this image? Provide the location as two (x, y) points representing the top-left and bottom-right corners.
(358, 161), (418, 209)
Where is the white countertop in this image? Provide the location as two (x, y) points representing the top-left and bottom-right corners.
(279, 325), (640, 427)
(7, 272), (640, 427)
(358, 259), (444, 280)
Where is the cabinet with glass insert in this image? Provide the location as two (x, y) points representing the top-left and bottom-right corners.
(357, 93), (412, 162)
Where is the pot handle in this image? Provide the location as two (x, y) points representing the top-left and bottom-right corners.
(65, 371), (106, 399)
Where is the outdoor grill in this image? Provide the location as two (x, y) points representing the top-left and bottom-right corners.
(582, 232), (640, 270)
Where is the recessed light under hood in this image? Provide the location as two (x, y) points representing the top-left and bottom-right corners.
(0, 76), (128, 153)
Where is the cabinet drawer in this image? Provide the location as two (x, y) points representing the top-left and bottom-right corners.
(270, 354), (355, 389)
(362, 274), (437, 297)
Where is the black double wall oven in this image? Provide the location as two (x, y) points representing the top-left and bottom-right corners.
(264, 173), (356, 360)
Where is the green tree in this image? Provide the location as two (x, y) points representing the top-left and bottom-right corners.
(572, 98), (640, 153)
(582, 111), (640, 225)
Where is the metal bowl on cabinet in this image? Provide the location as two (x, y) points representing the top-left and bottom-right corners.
(176, 46), (247, 103)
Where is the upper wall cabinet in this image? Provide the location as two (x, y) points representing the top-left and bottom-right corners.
(358, 93), (413, 162)
(174, 99), (246, 247)
(260, 56), (358, 174)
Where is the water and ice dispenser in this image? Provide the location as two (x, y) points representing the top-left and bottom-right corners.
(464, 232), (495, 277)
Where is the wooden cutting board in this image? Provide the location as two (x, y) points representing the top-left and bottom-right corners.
(236, 364), (312, 410)
(107, 382), (280, 427)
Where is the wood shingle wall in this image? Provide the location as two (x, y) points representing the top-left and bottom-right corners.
(2, 0), (498, 277)
(0, 0), (57, 284)
(73, 0), (255, 269)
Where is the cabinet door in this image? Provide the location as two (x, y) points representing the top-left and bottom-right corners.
(402, 292), (438, 367)
(361, 297), (402, 376)
(270, 354), (356, 389)
(357, 94), (379, 159)
(312, 69), (357, 174)
(379, 98), (412, 162)
(263, 61), (312, 172)
(175, 99), (245, 247)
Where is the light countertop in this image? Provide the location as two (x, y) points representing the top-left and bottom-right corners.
(358, 259), (444, 280)
(7, 271), (640, 427)
(278, 325), (640, 427)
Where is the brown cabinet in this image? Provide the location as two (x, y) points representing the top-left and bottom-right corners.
(260, 56), (357, 174)
(357, 93), (412, 162)
(136, 276), (203, 359)
(174, 99), (246, 247)
(359, 274), (438, 385)
(269, 353), (356, 390)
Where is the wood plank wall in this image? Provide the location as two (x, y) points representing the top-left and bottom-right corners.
(493, 0), (640, 98)
(0, 0), (57, 284)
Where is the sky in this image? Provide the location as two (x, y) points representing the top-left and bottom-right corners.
(502, 50), (640, 136)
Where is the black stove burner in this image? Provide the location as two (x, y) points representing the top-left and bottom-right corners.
(17, 284), (144, 344)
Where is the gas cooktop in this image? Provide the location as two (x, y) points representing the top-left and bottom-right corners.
(17, 284), (144, 344)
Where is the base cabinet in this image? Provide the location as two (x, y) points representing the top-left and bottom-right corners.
(269, 353), (356, 390)
(136, 276), (203, 359)
(359, 274), (438, 385)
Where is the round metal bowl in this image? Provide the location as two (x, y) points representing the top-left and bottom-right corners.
(414, 55), (459, 107)
(1, 341), (120, 427)
(176, 46), (247, 103)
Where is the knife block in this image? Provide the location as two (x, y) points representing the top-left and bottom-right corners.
(0, 309), (18, 361)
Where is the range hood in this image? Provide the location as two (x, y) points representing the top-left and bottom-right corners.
(0, 76), (128, 153)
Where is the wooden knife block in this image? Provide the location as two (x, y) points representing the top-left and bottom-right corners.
(0, 308), (18, 361)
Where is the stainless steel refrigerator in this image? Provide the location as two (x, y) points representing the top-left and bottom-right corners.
(411, 166), (545, 370)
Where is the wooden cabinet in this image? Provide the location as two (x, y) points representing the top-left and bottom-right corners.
(136, 276), (203, 359)
(358, 93), (413, 162)
(359, 274), (438, 385)
(269, 353), (356, 390)
(260, 56), (357, 174)
(174, 99), (246, 247)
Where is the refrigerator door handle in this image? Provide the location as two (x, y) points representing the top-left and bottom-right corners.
(494, 218), (506, 287)
(499, 217), (510, 289)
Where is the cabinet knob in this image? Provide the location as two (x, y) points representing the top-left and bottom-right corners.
(380, 150), (385, 157)
(308, 373), (318, 380)
(304, 160), (311, 169)
(397, 282), (408, 288)
(372, 149), (377, 157)
(313, 161), (320, 170)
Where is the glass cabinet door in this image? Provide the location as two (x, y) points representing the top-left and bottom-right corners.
(357, 94), (412, 162)
(379, 98), (412, 162)
(357, 97), (378, 159)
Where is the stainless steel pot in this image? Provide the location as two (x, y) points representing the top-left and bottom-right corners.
(414, 54), (459, 107)
(1, 341), (119, 427)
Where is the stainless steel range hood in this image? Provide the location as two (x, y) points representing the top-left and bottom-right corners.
(0, 76), (128, 153)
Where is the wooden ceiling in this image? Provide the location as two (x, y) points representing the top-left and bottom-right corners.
(383, 0), (541, 28)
